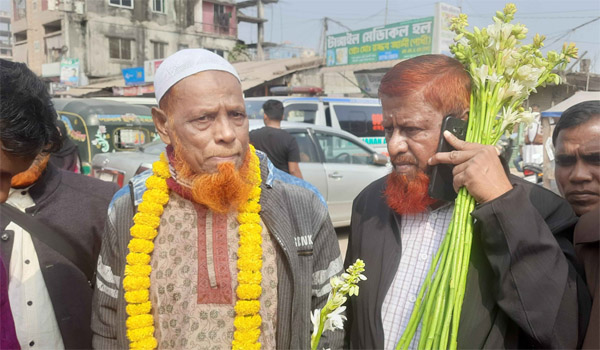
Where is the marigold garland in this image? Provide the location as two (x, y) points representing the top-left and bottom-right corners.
(124, 147), (264, 349)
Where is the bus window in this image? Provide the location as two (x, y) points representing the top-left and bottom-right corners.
(332, 105), (384, 138)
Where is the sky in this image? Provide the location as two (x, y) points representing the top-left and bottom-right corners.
(1, 0), (598, 73)
(238, 0), (600, 73)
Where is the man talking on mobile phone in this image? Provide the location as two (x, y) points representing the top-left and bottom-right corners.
(344, 54), (590, 349)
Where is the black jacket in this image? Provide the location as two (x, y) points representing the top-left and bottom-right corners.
(0, 163), (118, 349)
(345, 175), (590, 349)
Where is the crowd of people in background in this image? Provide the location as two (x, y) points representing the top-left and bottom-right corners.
(0, 52), (598, 350)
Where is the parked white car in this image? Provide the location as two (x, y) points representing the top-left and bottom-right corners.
(93, 120), (390, 227)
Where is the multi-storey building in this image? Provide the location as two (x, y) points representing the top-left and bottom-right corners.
(0, 11), (11, 60)
(11, 0), (238, 80)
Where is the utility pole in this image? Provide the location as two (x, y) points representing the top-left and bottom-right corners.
(321, 17), (328, 61)
(384, 0), (389, 26)
(257, 0), (264, 60)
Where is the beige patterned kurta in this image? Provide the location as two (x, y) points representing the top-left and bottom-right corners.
(150, 192), (278, 349)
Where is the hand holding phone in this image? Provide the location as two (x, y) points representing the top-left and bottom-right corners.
(427, 116), (468, 202)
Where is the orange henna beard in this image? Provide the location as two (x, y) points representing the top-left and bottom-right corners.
(172, 144), (254, 214)
(11, 154), (50, 188)
(384, 170), (436, 215)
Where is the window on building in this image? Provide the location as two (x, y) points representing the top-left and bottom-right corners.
(109, 37), (132, 60)
(43, 20), (61, 35)
(205, 48), (224, 57)
(152, 0), (165, 13)
(14, 30), (27, 43)
(152, 41), (167, 59)
(108, 0), (133, 9)
(14, 0), (27, 21)
(213, 4), (230, 32)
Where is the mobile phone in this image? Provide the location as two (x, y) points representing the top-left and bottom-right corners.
(427, 116), (468, 202)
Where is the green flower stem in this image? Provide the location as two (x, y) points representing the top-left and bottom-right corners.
(418, 227), (454, 336)
(439, 192), (469, 348)
(450, 197), (475, 349)
(311, 311), (327, 350)
(396, 233), (449, 350)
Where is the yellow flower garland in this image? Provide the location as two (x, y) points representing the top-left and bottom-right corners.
(124, 146), (264, 349)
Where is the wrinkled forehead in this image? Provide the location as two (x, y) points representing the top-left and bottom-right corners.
(381, 93), (440, 122)
(556, 117), (600, 150)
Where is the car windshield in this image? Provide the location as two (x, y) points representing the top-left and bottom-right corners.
(245, 100), (267, 119)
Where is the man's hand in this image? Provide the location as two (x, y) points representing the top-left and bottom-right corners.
(428, 131), (513, 204)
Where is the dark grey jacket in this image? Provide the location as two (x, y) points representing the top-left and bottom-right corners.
(91, 153), (344, 349)
(345, 175), (590, 349)
(0, 163), (118, 349)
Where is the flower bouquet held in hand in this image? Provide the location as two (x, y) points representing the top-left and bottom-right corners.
(396, 4), (577, 350)
(311, 259), (366, 350)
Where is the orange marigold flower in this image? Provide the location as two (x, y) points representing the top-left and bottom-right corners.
(126, 301), (152, 316)
(233, 314), (262, 331)
(130, 225), (157, 240)
(232, 340), (261, 350)
(237, 271), (262, 285)
(133, 212), (160, 229)
(127, 253), (151, 266)
(233, 328), (261, 343)
(145, 175), (168, 192)
(138, 201), (164, 217)
(239, 234), (262, 246)
(152, 158), (170, 179)
(126, 314), (154, 329)
(123, 276), (151, 292)
(142, 189), (169, 206)
(234, 300), (261, 316)
(125, 290), (149, 304)
(128, 238), (155, 255)
(127, 326), (155, 342)
(130, 336), (158, 349)
(237, 283), (262, 300)
(237, 257), (262, 271)
(125, 264), (152, 277)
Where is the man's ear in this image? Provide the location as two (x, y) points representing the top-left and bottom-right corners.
(459, 109), (469, 121)
(152, 107), (171, 145)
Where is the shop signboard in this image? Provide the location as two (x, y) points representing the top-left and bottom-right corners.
(144, 59), (164, 83)
(326, 17), (434, 67)
(122, 67), (145, 86)
(433, 2), (461, 56)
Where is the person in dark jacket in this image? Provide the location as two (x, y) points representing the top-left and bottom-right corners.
(0, 59), (119, 349)
(1, 59), (62, 350)
(0, 154), (118, 349)
(553, 100), (600, 349)
(344, 54), (589, 349)
(49, 121), (81, 173)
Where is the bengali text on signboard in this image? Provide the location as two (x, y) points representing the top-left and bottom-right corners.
(326, 17), (434, 67)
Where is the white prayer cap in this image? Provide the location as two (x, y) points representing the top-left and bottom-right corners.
(153, 48), (241, 105)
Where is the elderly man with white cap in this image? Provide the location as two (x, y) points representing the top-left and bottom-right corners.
(91, 49), (343, 349)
